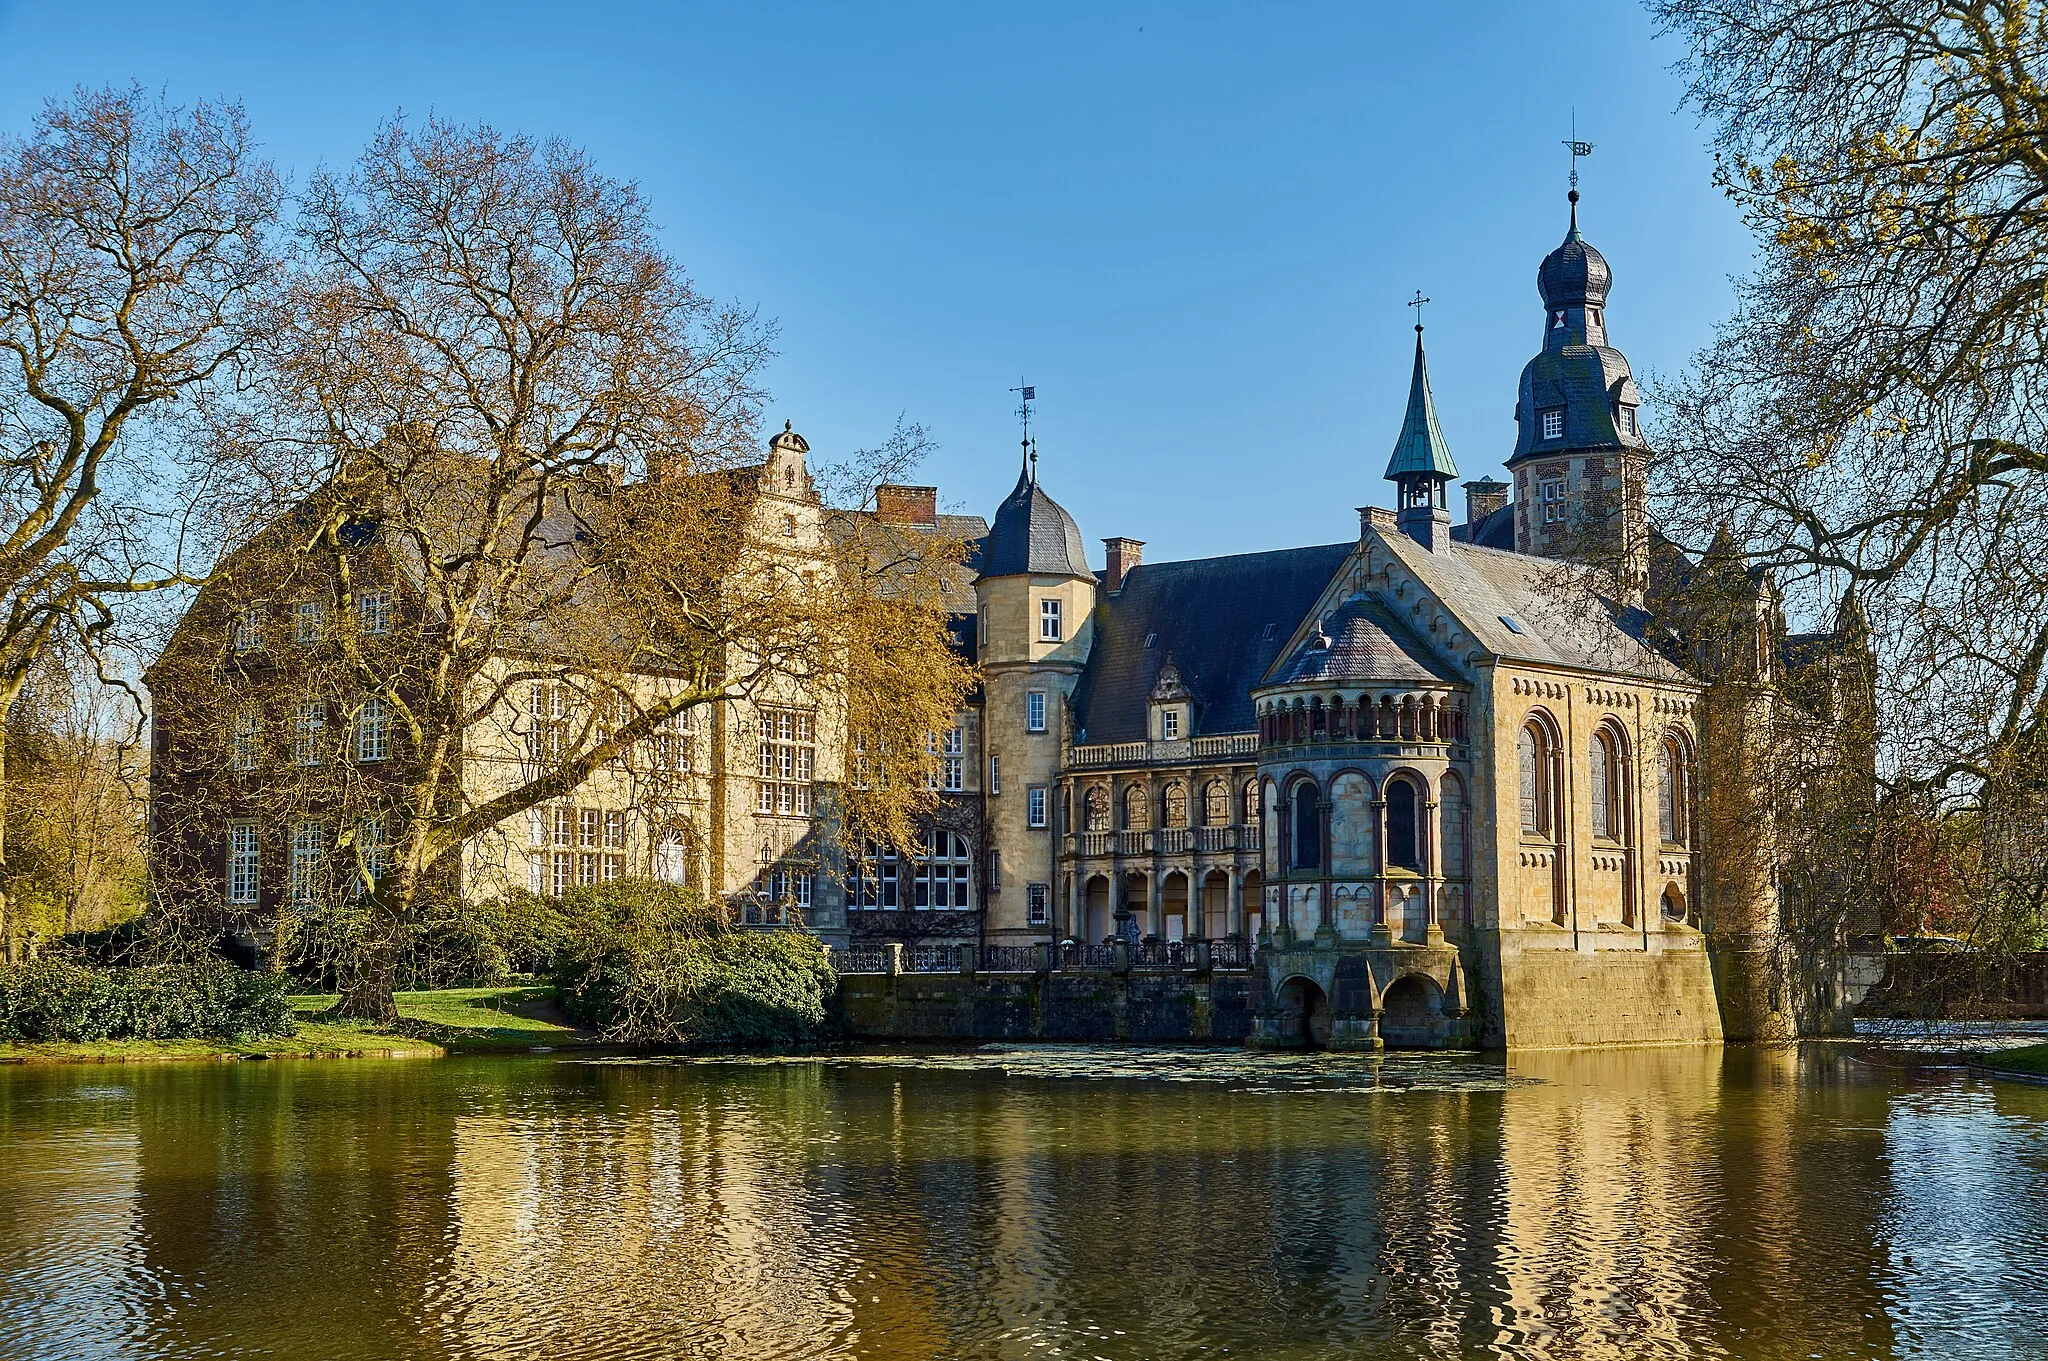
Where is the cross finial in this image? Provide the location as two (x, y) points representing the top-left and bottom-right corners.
(1408, 289), (1430, 334)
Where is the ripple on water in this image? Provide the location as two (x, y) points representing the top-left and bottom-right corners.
(575, 1043), (1530, 1093)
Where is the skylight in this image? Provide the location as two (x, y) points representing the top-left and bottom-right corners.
(1499, 615), (1526, 635)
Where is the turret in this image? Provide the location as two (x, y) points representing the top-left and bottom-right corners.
(1384, 323), (1458, 552)
(1508, 190), (1650, 599)
(973, 451), (1095, 942)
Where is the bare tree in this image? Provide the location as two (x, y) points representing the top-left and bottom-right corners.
(1650, 0), (2048, 953)
(150, 119), (973, 1020)
(0, 87), (279, 958)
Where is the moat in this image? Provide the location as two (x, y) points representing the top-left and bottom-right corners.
(3, 1045), (2045, 1360)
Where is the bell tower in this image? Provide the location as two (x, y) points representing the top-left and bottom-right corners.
(1384, 309), (1459, 553)
(1507, 189), (1651, 599)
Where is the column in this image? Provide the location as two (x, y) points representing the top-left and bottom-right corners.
(1228, 869), (1245, 937)
(1370, 794), (1391, 944)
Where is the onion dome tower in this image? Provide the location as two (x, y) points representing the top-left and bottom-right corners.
(1384, 319), (1459, 552)
(1508, 189), (1651, 594)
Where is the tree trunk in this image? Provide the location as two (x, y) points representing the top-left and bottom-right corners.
(0, 707), (13, 965)
(329, 935), (401, 1024)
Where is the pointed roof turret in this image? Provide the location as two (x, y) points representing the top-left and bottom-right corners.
(1384, 326), (1459, 481)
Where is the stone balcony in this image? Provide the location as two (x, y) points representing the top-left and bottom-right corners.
(1066, 732), (1258, 770)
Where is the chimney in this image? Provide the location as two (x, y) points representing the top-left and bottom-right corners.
(1359, 506), (1399, 540)
(1462, 477), (1509, 527)
(1102, 537), (1144, 592)
(875, 483), (938, 527)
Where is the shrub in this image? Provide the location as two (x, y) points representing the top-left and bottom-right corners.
(0, 959), (297, 1043)
(552, 880), (836, 1047)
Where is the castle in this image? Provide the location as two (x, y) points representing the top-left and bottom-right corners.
(856, 189), (1865, 1047)
(149, 190), (1864, 1048)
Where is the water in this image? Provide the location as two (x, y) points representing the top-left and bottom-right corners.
(2, 1044), (2045, 1360)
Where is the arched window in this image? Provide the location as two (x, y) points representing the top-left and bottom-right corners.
(1590, 731), (1612, 839)
(1122, 784), (1150, 831)
(1441, 772), (1468, 877)
(1291, 782), (1321, 870)
(1659, 734), (1691, 846)
(1244, 781), (1261, 828)
(1162, 782), (1188, 828)
(1385, 777), (1420, 870)
(1203, 780), (1229, 827)
(1592, 724), (1630, 844)
(1518, 722), (1550, 837)
(1084, 786), (1110, 832)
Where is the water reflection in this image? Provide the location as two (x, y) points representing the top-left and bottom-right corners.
(0, 1045), (2043, 1360)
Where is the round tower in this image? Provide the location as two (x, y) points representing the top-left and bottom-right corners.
(974, 453), (1095, 940)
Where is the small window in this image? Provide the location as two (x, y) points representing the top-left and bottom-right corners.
(1541, 408), (1564, 441)
(1039, 597), (1063, 641)
(1026, 786), (1047, 828)
(231, 703), (260, 772)
(291, 700), (325, 766)
(295, 600), (325, 646)
(1551, 310), (1566, 330)
(1161, 709), (1180, 740)
(227, 822), (260, 904)
(783, 513), (797, 537)
(355, 695), (389, 763)
(1540, 478), (1567, 524)
(234, 603), (264, 653)
(1027, 882), (1050, 926)
(1621, 404), (1639, 438)
(356, 591), (391, 635)
(1026, 690), (1047, 733)
(989, 755), (1001, 794)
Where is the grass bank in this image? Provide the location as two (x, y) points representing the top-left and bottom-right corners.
(0, 985), (596, 1064)
(1975, 1043), (2048, 1080)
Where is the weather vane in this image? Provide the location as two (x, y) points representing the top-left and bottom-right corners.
(1563, 109), (1594, 192)
(1408, 289), (1430, 333)
(1009, 379), (1036, 480)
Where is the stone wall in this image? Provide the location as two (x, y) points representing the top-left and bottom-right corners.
(1494, 943), (1723, 1049)
(836, 971), (1258, 1044)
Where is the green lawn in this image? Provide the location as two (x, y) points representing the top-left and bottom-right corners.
(0, 985), (595, 1064)
(1979, 1043), (2048, 1077)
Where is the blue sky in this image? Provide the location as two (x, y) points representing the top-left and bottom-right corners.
(0, 1), (1752, 566)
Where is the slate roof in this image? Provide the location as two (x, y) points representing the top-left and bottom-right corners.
(980, 464), (1090, 578)
(1374, 530), (1690, 683)
(1511, 343), (1645, 464)
(1450, 503), (1515, 550)
(1384, 331), (1459, 481)
(1263, 594), (1461, 688)
(824, 509), (990, 614)
(1538, 199), (1611, 308)
(1069, 541), (1355, 743)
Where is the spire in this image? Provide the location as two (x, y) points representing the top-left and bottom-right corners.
(1383, 324), (1459, 481)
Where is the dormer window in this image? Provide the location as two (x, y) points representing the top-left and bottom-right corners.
(1541, 408), (1565, 441)
(1620, 404), (1639, 438)
(1161, 708), (1180, 740)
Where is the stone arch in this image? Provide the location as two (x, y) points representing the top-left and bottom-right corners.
(1084, 785), (1110, 833)
(1287, 775), (1322, 871)
(1242, 868), (1265, 938)
(1378, 973), (1447, 1048)
(1274, 974), (1332, 1049)
(1382, 768), (1429, 872)
(1519, 707), (1567, 926)
(1083, 873), (1111, 941)
(1439, 770), (1469, 878)
(1592, 718), (1636, 924)
(1121, 783), (1150, 831)
(1120, 870), (1150, 938)
(1200, 867), (1231, 939)
(1162, 781), (1189, 829)
(1658, 727), (1695, 848)
(1158, 868), (1191, 940)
